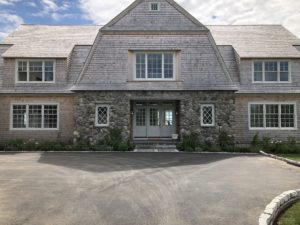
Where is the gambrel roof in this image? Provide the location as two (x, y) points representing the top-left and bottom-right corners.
(208, 25), (300, 58)
(102, 0), (208, 32)
(1, 25), (101, 58)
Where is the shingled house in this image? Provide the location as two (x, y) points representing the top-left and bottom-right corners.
(1, 0), (300, 145)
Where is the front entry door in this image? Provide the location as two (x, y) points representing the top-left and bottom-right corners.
(133, 102), (176, 139)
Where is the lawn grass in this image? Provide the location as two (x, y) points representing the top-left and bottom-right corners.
(277, 201), (300, 225)
(279, 154), (300, 162)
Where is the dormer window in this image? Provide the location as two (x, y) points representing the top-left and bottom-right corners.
(16, 59), (55, 83)
(149, 2), (160, 11)
(253, 61), (290, 83)
(134, 52), (175, 80)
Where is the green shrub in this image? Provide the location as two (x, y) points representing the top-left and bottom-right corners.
(0, 143), (4, 151)
(94, 141), (112, 152)
(23, 141), (38, 151)
(126, 140), (135, 151)
(71, 139), (91, 151)
(117, 142), (129, 151)
(251, 133), (260, 147)
(218, 130), (235, 152)
(250, 134), (300, 154)
(37, 141), (65, 151)
(177, 131), (200, 152)
(5, 139), (25, 151)
(103, 128), (123, 151)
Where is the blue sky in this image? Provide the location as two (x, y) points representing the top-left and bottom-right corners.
(1, 0), (300, 40)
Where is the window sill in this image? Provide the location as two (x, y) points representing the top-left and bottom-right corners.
(249, 128), (297, 131)
(10, 128), (59, 131)
(252, 82), (291, 84)
(16, 82), (55, 84)
(128, 80), (183, 82)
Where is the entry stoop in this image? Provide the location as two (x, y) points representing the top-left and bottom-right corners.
(134, 140), (179, 152)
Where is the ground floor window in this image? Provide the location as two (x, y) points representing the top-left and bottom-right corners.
(11, 104), (58, 129)
(249, 103), (296, 129)
(95, 105), (110, 127)
(201, 104), (215, 127)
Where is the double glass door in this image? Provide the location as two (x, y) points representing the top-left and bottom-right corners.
(133, 102), (176, 138)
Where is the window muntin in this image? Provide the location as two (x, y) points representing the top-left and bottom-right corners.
(201, 105), (215, 127)
(95, 105), (109, 127)
(280, 62), (289, 82)
(281, 104), (295, 128)
(149, 108), (160, 126)
(16, 60), (55, 83)
(45, 61), (54, 81)
(12, 105), (26, 128)
(265, 62), (278, 82)
(136, 108), (146, 126)
(136, 54), (146, 79)
(44, 105), (58, 128)
(18, 61), (27, 82)
(11, 104), (58, 130)
(135, 53), (175, 80)
(266, 104), (279, 128)
(253, 62), (263, 82)
(149, 2), (160, 11)
(250, 104), (264, 128)
(29, 61), (43, 82)
(164, 110), (173, 126)
(249, 103), (296, 129)
(253, 61), (290, 83)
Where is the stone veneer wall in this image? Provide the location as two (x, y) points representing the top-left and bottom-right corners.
(74, 91), (235, 143)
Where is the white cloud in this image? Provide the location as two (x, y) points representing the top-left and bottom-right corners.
(0, 0), (19, 5)
(79, 0), (134, 25)
(34, 0), (71, 21)
(0, 12), (23, 40)
(26, 1), (37, 7)
(79, 0), (300, 38)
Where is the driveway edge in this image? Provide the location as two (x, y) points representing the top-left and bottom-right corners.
(260, 151), (300, 167)
(258, 189), (300, 225)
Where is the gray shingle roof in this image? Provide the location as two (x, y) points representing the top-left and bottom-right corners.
(1, 25), (101, 58)
(208, 25), (300, 58)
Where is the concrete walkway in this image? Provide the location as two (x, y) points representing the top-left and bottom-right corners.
(0, 152), (299, 225)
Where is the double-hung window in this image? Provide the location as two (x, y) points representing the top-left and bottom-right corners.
(253, 61), (290, 83)
(201, 104), (215, 127)
(16, 60), (55, 83)
(95, 105), (110, 127)
(249, 103), (296, 129)
(135, 52), (175, 80)
(11, 104), (58, 130)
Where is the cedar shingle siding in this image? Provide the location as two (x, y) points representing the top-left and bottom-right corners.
(1, 0), (300, 144)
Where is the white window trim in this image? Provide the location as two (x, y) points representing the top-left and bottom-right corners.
(200, 104), (215, 127)
(248, 102), (297, 130)
(149, 2), (161, 11)
(252, 60), (291, 83)
(133, 52), (176, 81)
(95, 104), (110, 127)
(10, 103), (60, 131)
(15, 59), (56, 83)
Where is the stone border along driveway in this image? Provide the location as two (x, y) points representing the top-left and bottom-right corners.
(260, 151), (300, 167)
(259, 189), (300, 225)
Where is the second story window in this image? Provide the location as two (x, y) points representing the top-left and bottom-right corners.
(17, 60), (55, 83)
(253, 61), (290, 83)
(135, 52), (175, 80)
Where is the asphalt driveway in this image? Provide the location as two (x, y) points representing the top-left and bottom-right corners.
(0, 152), (299, 225)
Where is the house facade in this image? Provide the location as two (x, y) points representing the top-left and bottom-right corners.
(1, 0), (300, 145)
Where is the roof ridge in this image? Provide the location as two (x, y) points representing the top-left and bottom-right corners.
(20, 24), (103, 27)
(207, 24), (283, 26)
